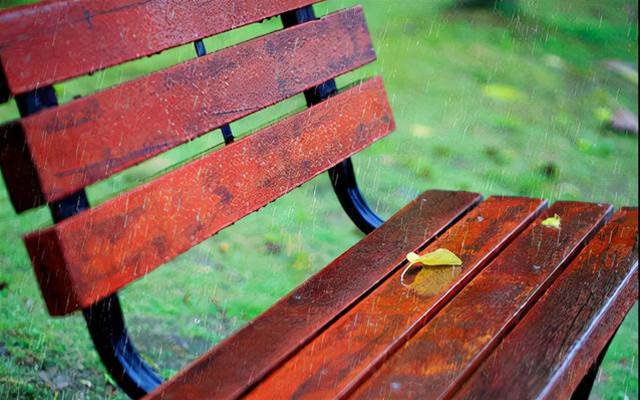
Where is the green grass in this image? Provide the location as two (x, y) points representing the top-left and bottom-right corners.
(0, 0), (637, 399)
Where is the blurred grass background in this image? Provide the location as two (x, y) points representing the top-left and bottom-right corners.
(0, 0), (637, 398)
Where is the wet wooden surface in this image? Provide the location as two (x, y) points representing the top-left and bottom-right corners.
(144, 190), (482, 400)
(1, 7), (375, 211)
(142, 199), (638, 400)
(348, 201), (612, 399)
(24, 78), (393, 316)
(0, 0), (322, 97)
(244, 196), (546, 399)
(453, 208), (638, 400)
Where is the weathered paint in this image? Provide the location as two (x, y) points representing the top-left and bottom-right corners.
(1, 7), (376, 212)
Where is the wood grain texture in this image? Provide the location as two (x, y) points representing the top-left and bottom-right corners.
(453, 208), (638, 400)
(1, 7), (375, 212)
(24, 78), (394, 316)
(144, 190), (482, 400)
(245, 197), (546, 400)
(349, 201), (612, 400)
(0, 0), (323, 97)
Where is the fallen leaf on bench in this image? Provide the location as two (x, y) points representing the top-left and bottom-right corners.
(401, 249), (463, 295)
(405, 249), (462, 267)
(541, 214), (561, 229)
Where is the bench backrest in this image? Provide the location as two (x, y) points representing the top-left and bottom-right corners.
(0, 1), (395, 315)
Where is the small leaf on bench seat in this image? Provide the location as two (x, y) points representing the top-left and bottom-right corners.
(401, 249), (463, 290)
(541, 214), (561, 229)
(406, 249), (463, 267)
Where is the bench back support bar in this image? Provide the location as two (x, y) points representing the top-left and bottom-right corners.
(282, 5), (383, 234)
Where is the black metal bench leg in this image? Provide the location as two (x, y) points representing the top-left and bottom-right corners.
(282, 6), (385, 235)
(17, 88), (164, 399)
(84, 294), (163, 399)
(51, 192), (163, 399)
(570, 335), (615, 400)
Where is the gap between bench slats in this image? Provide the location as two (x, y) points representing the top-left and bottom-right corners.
(347, 201), (612, 399)
(244, 196), (546, 400)
(0, 0), (323, 98)
(0, 6), (375, 212)
(24, 77), (392, 316)
(453, 208), (638, 400)
(143, 190), (482, 400)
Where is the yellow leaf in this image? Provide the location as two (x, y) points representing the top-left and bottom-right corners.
(406, 248), (462, 267)
(541, 214), (561, 229)
(401, 248), (463, 288)
(406, 251), (421, 263)
(594, 107), (613, 123)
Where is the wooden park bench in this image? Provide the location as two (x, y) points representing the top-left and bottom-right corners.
(0, 1), (637, 399)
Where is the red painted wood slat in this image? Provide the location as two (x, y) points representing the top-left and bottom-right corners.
(144, 190), (482, 400)
(0, 0), (323, 97)
(24, 78), (394, 316)
(348, 201), (612, 399)
(245, 196), (546, 399)
(0, 7), (375, 212)
(453, 208), (638, 400)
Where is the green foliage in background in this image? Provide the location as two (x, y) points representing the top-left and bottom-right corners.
(0, 0), (637, 398)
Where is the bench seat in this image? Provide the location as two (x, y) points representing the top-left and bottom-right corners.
(145, 192), (637, 399)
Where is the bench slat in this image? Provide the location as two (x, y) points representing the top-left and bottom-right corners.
(453, 208), (638, 400)
(25, 78), (393, 316)
(244, 196), (546, 399)
(144, 190), (482, 400)
(348, 201), (612, 399)
(0, 0), (322, 97)
(1, 7), (375, 212)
